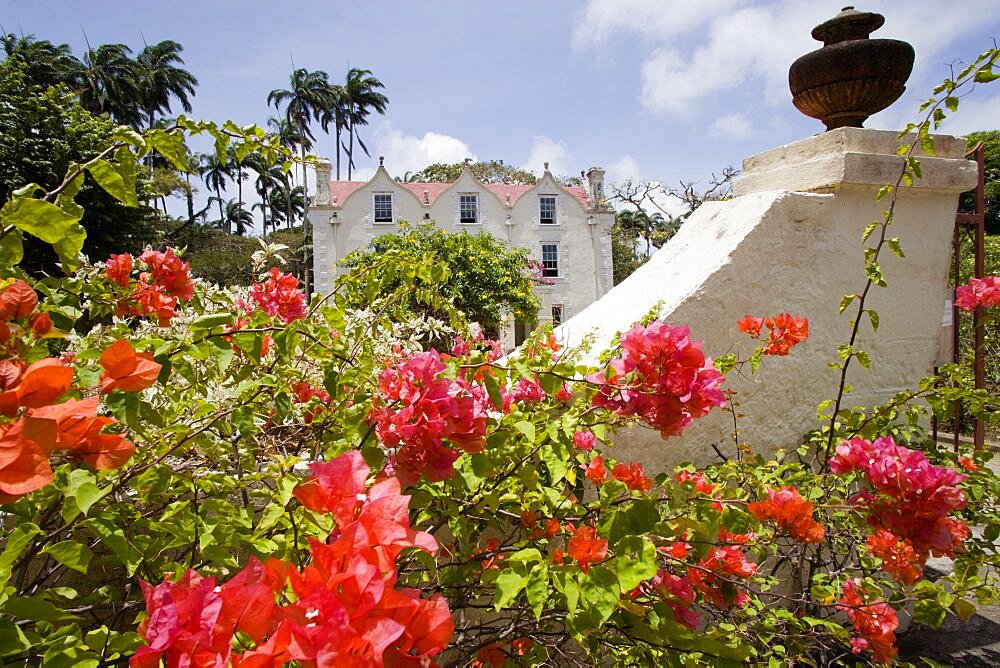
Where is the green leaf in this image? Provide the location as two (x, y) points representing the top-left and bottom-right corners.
(525, 562), (549, 620)
(84, 517), (141, 576)
(113, 126), (146, 150)
(580, 565), (620, 626)
(954, 598), (976, 622)
(0, 197), (86, 268)
(86, 159), (138, 207)
(513, 420), (535, 443)
(0, 231), (23, 267)
(508, 548), (542, 564)
(494, 568), (526, 611)
(608, 536), (657, 592)
(0, 524), (41, 590)
(148, 129), (189, 171)
(839, 294), (856, 314)
(61, 469), (105, 521)
(41, 540), (93, 574)
(861, 222), (878, 243)
(191, 312), (235, 330)
(0, 620), (31, 656)
(837, 344), (853, 360)
(866, 309), (880, 333)
(886, 238), (904, 258)
(914, 598), (947, 628)
(855, 350), (872, 369)
(714, 353), (737, 375)
(3, 595), (78, 622)
(974, 69), (999, 83)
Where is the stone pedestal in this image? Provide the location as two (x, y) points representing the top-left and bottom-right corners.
(558, 128), (977, 469)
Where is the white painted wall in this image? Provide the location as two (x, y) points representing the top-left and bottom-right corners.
(309, 162), (615, 345)
(556, 128), (977, 469)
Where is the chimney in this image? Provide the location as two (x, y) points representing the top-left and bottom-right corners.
(585, 167), (606, 210)
(314, 159), (332, 206)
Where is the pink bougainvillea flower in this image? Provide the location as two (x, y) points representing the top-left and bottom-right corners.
(250, 267), (307, 323)
(572, 430), (596, 451)
(955, 276), (1000, 311)
(589, 321), (726, 438)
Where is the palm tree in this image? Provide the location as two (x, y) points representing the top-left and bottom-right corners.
(223, 199), (253, 236)
(1, 33), (83, 89)
(198, 153), (231, 227)
(134, 40), (198, 133)
(268, 184), (306, 230)
(342, 67), (388, 179)
(319, 83), (348, 179)
(225, 145), (249, 234)
(78, 42), (140, 125)
(268, 68), (332, 201)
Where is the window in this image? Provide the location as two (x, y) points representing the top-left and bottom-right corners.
(551, 303), (564, 326)
(373, 193), (393, 223)
(539, 195), (557, 224)
(541, 243), (559, 278)
(460, 193), (479, 224)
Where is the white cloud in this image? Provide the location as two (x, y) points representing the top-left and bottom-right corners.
(372, 122), (477, 177)
(606, 154), (641, 183)
(573, 0), (738, 48)
(523, 136), (572, 178)
(708, 112), (758, 139)
(579, 0), (994, 118)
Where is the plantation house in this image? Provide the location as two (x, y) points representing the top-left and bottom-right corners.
(308, 159), (615, 345)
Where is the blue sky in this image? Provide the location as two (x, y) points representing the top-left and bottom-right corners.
(3, 0), (999, 218)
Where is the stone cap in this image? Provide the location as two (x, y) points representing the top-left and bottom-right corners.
(734, 127), (977, 196)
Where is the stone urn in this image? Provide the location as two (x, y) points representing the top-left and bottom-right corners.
(789, 6), (914, 130)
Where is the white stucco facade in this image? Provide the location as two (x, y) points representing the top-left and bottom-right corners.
(556, 128), (977, 469)
(308, 160), (615, 345)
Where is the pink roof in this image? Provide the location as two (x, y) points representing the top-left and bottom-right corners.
(328, 179), (589, 207)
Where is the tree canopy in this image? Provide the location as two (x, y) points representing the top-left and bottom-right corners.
(342, 222), (540, 337)
(963, 130), (999, 235)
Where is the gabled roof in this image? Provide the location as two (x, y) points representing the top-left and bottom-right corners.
(328, 180), (589, 207)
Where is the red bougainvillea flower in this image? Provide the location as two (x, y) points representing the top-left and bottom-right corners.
(29, 312), (52, 337)
(688, 545), (756, 610)
(0, 280), (38, 320)
(566, 525), (608, 573)
(291, 381), (330, 423)
(736, 315), (764, 338)
(0, 415), (57, 497)
(369, 350), (488, 486)
(747, 486), (826, 543)
(572, 430), (596, 451)
(955, 276), (1000, 311)
(137, 450), (452, 666)
(30, 397), (135, 470)
(104, 253), (134, 288)
(612, 461), (653, 493)
(589, 321), (726, 438)
(837, 579), (899, 665)
(140, 248), (194, 300)
(545, 518), (561, 540)
(582, 455), (608, 484)
(957, 456), (981, 473)
(250, 267), (307, 323)
(675, 469), (716, 495)
(470, 642), (507, 668)
(761, 313), (809, 356)
(117, 281), (179, 326)
(866, 530), (924, 585)
(829, 435), (968, 571)
(511, 637), (534, 656)
(99, 339), (162, 394)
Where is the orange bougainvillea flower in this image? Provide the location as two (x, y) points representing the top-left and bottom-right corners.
(567, 525), (608, 573)
(0, 415), (58, 497)
(612, 461), (653, 493)
(99, 339), (162, 394)
(0, 280), (38, 320)
(737, 315), (764, 338)
(747, 486), (825, 543)
(762, 313), (809, 356)
(30, 312), (53, 337)
(14, 358), (74, 409)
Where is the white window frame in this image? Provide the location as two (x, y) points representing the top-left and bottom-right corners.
(540, 242), (560, 278)
(373, 192), (394, 224)
(539, 195), (557, 224)
(459, 193), (479, 224)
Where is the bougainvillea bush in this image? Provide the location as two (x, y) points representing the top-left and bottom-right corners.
(1, 50), (999, 667)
